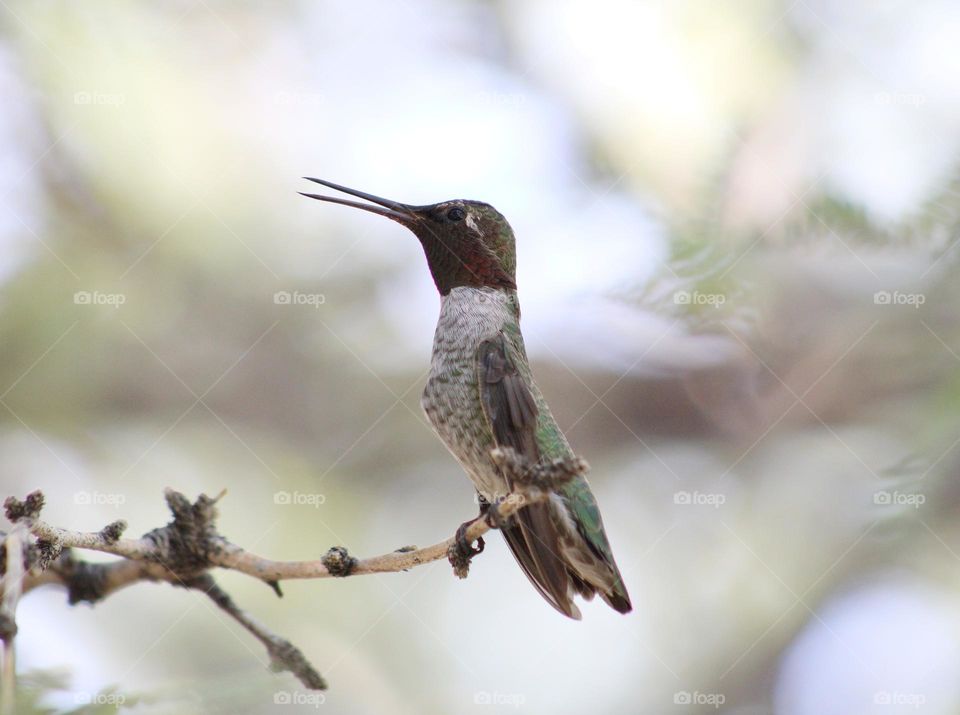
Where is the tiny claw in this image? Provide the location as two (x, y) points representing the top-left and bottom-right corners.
(447, 519), (485, 578)
(456, 520), (485, 557)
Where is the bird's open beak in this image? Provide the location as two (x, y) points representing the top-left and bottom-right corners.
(300, 178), (421, 224)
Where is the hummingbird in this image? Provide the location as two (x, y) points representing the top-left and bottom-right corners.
(301, 178), (632, 619)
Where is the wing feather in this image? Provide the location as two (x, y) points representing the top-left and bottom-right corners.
(477, 333), (579, 618)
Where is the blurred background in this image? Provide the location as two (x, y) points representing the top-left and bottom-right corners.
(2, 0), (960, 712)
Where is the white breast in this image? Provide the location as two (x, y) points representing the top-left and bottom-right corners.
(430, 286), (515, 367)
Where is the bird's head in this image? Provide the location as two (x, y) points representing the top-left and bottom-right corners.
(301, 178), (517, 296)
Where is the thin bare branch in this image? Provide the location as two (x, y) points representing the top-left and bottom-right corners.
(0, 447), (586, 691)
(1, 523), (26, 715)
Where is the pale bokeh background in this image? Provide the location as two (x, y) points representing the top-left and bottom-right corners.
(3, 1), (960, 713)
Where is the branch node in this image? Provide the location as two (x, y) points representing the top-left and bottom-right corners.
(35, 538), (63, 570)
(491, 447), (588, 490)
(447, 521), (484, 580)
(144, 490), (223, 576)
(446, 542), (473, 579)
(0, 612), (16, 643)
(4, 491), (45, 523)
(99, 520), (127, 544)
(321, 547), (357, 577)
(61, 556), (127, 605)
(266, 639), (327, 690)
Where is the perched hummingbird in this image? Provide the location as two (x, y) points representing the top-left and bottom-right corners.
(301, 178), (632, 619)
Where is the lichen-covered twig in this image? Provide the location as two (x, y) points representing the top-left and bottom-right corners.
(185, 573), (327, 690)
(0, 523), (26, 715)
(0, 446), (586, 691)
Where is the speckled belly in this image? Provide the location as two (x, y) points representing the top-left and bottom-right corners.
(421, 353), (508, 501)
(420, 287), (514, 500)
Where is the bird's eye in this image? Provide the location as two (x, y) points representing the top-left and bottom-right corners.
(446, 207), (466, 221)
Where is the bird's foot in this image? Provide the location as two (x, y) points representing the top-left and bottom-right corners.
(447, 518), (485, 579)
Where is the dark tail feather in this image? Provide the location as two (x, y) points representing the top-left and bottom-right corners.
(578, 534), (633, 614)
(600, 587), (633, 614)
(500, 502), (581, 619)
(575, 527), (633, 615)
(501, 501), (634, 618)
